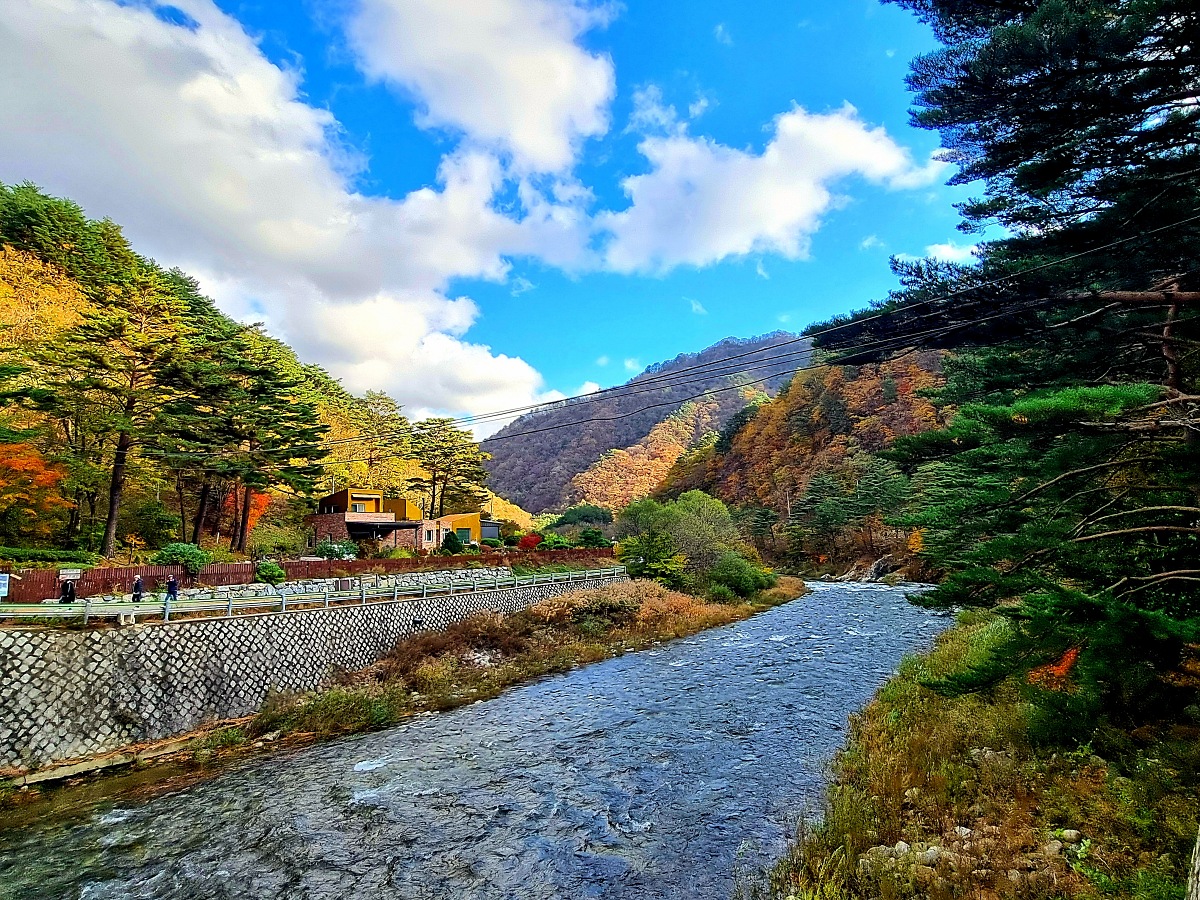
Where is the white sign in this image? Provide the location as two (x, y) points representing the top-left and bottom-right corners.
(58, 568), (82, 581)
(0, 574), (8, 598)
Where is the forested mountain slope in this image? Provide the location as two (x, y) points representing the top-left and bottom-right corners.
(482, 333), (808, 512)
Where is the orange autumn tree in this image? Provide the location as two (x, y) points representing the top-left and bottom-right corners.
(0, 443), (70, 544)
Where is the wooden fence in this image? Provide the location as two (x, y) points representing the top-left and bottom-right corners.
(1, 548), (615, 603)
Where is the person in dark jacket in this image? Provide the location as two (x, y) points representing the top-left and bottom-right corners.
(131, 575), (144, 604)
(165, 575), (179, 602)
(58, 580), (76, 604)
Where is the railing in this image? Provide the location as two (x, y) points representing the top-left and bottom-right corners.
(0, 566), (628, 626)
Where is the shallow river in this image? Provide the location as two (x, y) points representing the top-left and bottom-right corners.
(0, 582), (947, 900)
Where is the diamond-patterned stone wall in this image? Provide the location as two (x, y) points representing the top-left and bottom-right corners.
(0, 576), (627, 771)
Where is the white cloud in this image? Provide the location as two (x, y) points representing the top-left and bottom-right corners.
(688, 96), (712, 120)
(346, 0), (616, 173)
(714, 23), (732, 45)
(925, 240), (979, 264)
(624, 357), (641, 372)
(577, 380), (601, 394)
(510, 275), (535, 295)
(860, 234), (884, 250)
(0, 0), (574, 430)
(628, 84), (682, 134)
(687, 297), (707, 315)
(756, 259), (770, 279)
(598, 103), (947, 273)
(595, 355), (610, 367)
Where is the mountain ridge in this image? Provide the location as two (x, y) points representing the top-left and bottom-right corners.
(482, 331), (810, 512)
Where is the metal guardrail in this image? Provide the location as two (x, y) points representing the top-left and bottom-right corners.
(0, 566), (628, 625)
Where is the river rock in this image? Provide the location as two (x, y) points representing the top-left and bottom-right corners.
(862, 555), (898, 582)
(894, 841), (911, 855)
(1059, 829), (1082, 843)
(1043, 839), (1064, 856)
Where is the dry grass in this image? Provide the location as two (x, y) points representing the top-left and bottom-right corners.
(739, 610), (1200, 900)
(249, 578), (805, 740)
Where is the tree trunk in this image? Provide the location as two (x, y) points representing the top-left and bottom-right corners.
(100, 427), (133, 558)
(67, 488), (82, 537)
(228, 486), (242, 551)
(191, 481), (211, 545)
(1186, 824), (1199, 900)
(175, 478), (188, 543)
(236, 483), (253, 553)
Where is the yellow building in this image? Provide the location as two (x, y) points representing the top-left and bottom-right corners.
(435, 512), (503, 544)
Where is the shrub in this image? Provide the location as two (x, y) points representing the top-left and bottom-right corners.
(503, 534), (520, 547)
(537, 532), (572, 550)
(314, 538), (358, 560)
(518, 533), (543, 550)
(706, 584), (739, 604)
(440, 531), (465, 555)
(707, 552), (777, 598)
(151, 542), (213, 576)
(481, 538), (503, 549)
(246, 525), (306, 559)
(617, 531), (686, 589)
(255, 560), (286, 585)
(386, 547), (416, 559)
(577, 528), (611, 548)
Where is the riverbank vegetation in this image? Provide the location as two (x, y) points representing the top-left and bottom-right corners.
(739, 610), (1200, 900)
(217, 577), (806, 742)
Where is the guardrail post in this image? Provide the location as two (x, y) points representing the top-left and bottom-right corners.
(163, 593), (172, 623)
(226, 594), (234, 618)
(361, 583), (367, 605)
(323, 588), (330, 609)
(422, 583), (427, 599)
(280, 591), (287, 613)
(83, 598), (91, 626)
(393, 584), (399, 602)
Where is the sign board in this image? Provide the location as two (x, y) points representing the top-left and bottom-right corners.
(0, 574), (8, 598)
(58, 568), (82, 582)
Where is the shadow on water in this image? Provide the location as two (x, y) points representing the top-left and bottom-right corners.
(0, 583), (948, 900)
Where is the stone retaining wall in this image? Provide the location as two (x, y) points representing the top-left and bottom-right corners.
(0, 574), (627, 771)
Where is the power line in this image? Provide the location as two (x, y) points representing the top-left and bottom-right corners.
(123, 208), (1200, 467)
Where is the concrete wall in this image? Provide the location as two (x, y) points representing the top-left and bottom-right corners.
(0, 574), (627, 772)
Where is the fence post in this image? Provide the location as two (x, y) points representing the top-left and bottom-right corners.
(280, 591), (287, 613)
(393, 584), (399, 602)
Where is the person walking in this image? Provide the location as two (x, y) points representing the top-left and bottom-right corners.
(131, 574), (144, 604)
(165, 575), (178, 603)
(58, 579), (76, 604)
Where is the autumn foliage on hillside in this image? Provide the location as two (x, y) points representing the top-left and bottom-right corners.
(568, 400), (722, 512)
(659, 353), (944, 510)
(483, 333), (809, 512)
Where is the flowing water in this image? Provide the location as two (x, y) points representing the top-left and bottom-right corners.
(0, 583), (948, 900)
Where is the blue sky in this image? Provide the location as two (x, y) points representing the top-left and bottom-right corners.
(0, 1), (977, 429)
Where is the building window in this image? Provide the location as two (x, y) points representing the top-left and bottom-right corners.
(425, 529), (434, 542)
(351, 502), (366, 513)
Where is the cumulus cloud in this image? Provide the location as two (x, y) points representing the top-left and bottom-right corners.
(0, 0), (578, 428)
(925, 240), (979, 264)
(687, 297), (707, 315)
(345, 0), (616, 172)
(598, 103), (947, 273)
